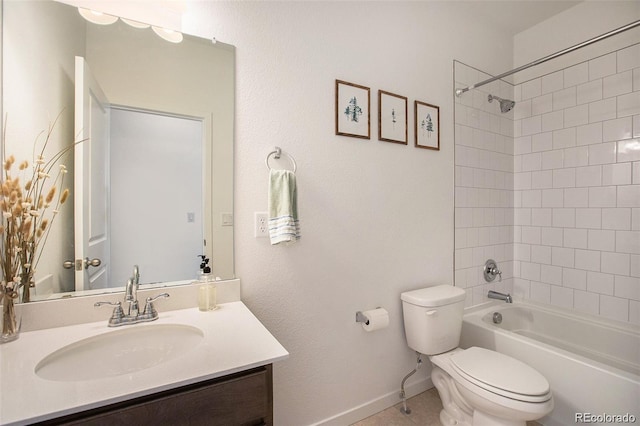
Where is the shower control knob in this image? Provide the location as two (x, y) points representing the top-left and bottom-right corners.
(483, 259), (502, 283)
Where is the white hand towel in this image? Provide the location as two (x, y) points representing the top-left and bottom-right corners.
(268, 169), (300, 245)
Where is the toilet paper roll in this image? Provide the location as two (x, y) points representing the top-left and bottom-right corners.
(361, 308), (389, 332)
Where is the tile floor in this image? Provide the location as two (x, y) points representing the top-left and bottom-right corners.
(351, 388), (542, 426)
(351, 388), (442, 426)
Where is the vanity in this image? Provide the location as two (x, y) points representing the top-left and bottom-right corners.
(52, 364), (274, 425)
(0, 284), (289, 425)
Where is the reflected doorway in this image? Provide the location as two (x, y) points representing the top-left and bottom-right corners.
(108, 108), (204, 288)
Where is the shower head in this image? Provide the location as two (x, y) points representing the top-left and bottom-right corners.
(488, 94), (516, 113)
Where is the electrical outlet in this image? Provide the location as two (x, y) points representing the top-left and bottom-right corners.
(254, 212), (269, 238)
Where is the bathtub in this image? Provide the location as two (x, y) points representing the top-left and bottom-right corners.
(461, 302), (640, 426)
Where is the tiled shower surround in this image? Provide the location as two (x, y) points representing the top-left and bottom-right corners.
(454, 61), (516, 307)
(455, 43), (640, 324)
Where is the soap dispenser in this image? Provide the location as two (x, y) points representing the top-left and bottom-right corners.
(198, 255), (211, 280)
(197, 255), (216, 311)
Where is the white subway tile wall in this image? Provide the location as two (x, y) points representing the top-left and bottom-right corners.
(455, 62), (515, 307)
(455, 44), (640, 324)
(513, 44), (640, 323)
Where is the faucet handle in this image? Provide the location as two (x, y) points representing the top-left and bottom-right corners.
(483, 259), (502, 283)
(142, 293), (170, 317)
(146, 292), (170, 304)
(94, 301), (122, 308)
(94, 301), (125, 325)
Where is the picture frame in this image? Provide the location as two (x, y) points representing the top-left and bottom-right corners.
(415, 100), (440, 150)
(335, 79), (370, 139)
(378, 90), (407, 145)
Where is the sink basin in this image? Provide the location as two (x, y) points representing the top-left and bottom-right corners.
(35, 324), (204, 382)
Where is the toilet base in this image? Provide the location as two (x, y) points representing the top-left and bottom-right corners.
(432, 365), (532, 426)
(472, 411), (528, 426)
(432, 366), (472, 426)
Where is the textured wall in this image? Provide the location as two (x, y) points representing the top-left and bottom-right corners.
(16, 1), (513, 424)
(3, 1), (85, 294)
(180, 2), (512, 424)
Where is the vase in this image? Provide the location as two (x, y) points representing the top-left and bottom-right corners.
(1, 290), (20, 344)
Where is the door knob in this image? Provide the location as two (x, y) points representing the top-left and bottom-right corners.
(64, 258), (102, 270)
(84, 257), (102, 269)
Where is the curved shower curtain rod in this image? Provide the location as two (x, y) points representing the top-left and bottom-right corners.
(455, 19), (640, 97)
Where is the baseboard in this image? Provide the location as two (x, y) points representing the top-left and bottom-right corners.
(311, 376), (433, 426)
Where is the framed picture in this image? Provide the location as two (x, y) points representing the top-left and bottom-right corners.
(378, 90), (407, 144)
(415, 100), (440, 150)
(335, 79), (370, 139)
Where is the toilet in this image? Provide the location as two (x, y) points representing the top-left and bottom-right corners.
(401, 285), (553, 426)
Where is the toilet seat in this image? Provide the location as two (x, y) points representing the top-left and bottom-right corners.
(449, 347), (551, 403)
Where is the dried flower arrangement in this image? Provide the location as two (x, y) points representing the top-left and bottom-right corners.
(1, 117), (73, 342)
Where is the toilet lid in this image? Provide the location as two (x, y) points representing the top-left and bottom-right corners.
(450, 347), (550, 399)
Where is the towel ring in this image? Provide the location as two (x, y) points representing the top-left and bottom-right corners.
(265, 146), (297, 173)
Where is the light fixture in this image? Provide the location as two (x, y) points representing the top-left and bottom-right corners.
(78, 6), (183, 44)
(78, 8), (118, 25)
(151, 26), (183, 43)
(120, 18), (150, 29)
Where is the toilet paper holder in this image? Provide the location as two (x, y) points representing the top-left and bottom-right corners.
(355, 311), (370, 325)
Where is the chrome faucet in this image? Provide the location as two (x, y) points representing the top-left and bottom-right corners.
(132, 264), (140, 285)
(488, 290), (512, 303)
(95, 264), (170, 326)
(125, 265), (140, 316)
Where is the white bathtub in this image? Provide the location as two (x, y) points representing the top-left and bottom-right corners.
(461, 302), (640, 426)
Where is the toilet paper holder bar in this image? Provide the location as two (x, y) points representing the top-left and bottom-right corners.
(355, 311), (370, 325)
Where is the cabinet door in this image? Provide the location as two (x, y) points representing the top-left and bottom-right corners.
(47, 365), (273, 426)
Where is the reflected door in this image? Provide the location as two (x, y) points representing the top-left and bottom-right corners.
(74, 56), (110, 290)
(109, 108), (203, 286)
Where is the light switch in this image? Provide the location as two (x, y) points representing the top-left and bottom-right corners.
(221, 212), (233, 226)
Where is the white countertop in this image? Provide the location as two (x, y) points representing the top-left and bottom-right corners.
(0, 301), (289, 425)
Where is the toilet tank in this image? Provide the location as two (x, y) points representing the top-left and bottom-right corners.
(401, 285), (466, 355)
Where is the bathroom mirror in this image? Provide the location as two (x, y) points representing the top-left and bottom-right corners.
(1, 0), (235, 300)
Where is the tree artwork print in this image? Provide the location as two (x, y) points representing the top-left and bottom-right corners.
(378, 90), (407, 144)
(335, 80), (370, 139)
(415, 100), (439, 150)
(421, 113), (433, 138)
(344, 97), (363, 123)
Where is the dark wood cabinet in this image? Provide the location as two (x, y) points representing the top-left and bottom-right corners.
(40, 364), (273, 426)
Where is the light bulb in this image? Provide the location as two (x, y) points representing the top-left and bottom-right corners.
(78, 8), (118, 25)
(151, 26), (183, 43)
(120, 18), (150, 29)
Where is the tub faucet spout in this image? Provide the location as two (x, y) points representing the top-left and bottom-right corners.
(488, 290), (512, 303)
